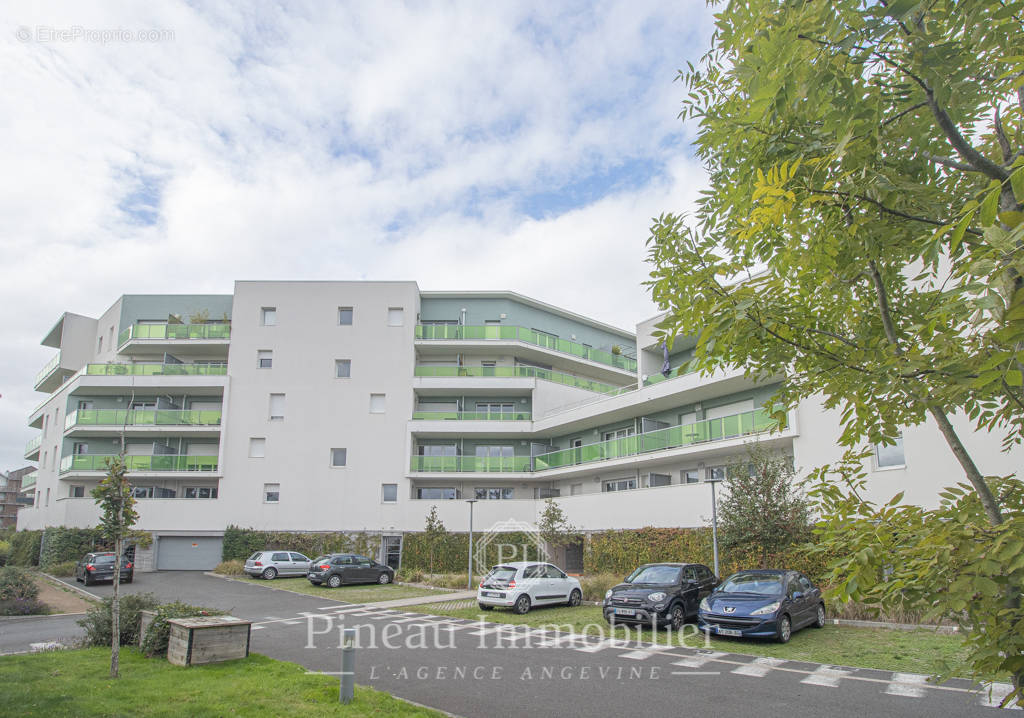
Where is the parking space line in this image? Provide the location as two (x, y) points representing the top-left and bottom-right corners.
(801, 665), (851, 688)
(978, 683), (1021, 709)
(732, 657), (787, 677)
(671, 651), (727, 668)
(885, 673), (929, 698)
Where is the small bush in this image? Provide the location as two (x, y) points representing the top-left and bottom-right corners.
(43, 561), (78, 577)
(213, 560), (246, 576)
(141, 601), (224, 657)
(579, 573), (623, 602)
(0, 539), (11, 567)
(77, 593), (160, 647)
(9, 531), (42, 567)
(396, 568), (425, 583)
(0, 566), (39, 602)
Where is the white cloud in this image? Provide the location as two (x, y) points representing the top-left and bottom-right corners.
(0, 0), (714, 469)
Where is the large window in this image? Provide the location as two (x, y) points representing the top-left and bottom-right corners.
(682, 469), (701, 484)
(475, 445), (514, 458)
(475, 487), (514, 500)
(476, 402), (514, 417)
(418, 445), (457, 457)
(875, 433), (905, 469)
(417, 487), (457, 500)
(604, 478), (637, 492)
(648, 473), (671, 488)
(70, 485), (85, 498)
(184, 487), (218, 499)
(603, 427), (634, 442)
(331, 448), (348, 467)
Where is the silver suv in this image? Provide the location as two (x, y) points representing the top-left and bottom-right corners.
(245, 550), (312, 579)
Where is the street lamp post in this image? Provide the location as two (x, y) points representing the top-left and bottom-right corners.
(706, 474), (724, 577)
(466, 498), (478, 590)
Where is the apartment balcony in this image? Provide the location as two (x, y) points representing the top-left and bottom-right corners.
(410, 409), (790, 478)
(24, 435), (41, 460)
(34, 351), (75, 393)
(412, 410), (531, 421)
(415, 324), (636, 381)
(73, 363), (228, 396)
(59, 454), (219, 475)
(20, 471), (38, 491)
(64, 409), (222, 438)
(414, 365), (627, 395)
(409, 411), (534, 438)
(85, 362), (227, 377)
(642, 362), (696, 386)
(117, 322), (231, 358)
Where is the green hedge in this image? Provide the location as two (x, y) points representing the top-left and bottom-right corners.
(401, 531), (543, 573)
(39, 527), (107, 569)
(9, 531), (43, 567)
(221, 526), (381, 562)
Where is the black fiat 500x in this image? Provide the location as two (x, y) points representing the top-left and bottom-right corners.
(603, 562), (719, 630)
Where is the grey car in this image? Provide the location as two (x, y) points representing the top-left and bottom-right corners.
(245, 550), (312, 579)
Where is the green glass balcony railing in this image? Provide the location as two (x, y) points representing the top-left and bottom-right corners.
(84, 363), (227, 376)
(414, 365), (622, 394)
(21, 471), (37, 490)
(643, 362), (698, 386)
(65, 409), (222, 430)
(409, 409), (782, 473)
(411, 411), (531, 421)
(415, 325), (637, 372)
(25, 435), (42, 455)
(409, 455), (533, 473)
(34, 352), (61, 387)
(118, 322), (231, 347)
(60, 454), (219, 473)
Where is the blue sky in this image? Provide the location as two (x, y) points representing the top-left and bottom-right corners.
(0, 1), (715, 472)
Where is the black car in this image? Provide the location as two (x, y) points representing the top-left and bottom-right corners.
(698, 569), (825, 643)
(603, 562), (719, 629)
(74, 552), (133, 586)
(307, 553), (394, 588)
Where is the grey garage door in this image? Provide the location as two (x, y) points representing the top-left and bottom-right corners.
(157, 536), (223, 570)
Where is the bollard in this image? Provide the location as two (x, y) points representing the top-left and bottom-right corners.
(340, 627), (356, 704)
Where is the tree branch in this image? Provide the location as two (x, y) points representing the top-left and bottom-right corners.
(994, 106), (1013, 163)
(811, 188), (984, 236)
(922, 151), (978, 173)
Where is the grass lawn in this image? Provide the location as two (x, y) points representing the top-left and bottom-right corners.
(0, 647), (442, 717)
(228, 575), (448, 603)
(407, 603), (970, 677)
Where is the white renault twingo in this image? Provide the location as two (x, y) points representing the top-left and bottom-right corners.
(477, 561), (583, 614)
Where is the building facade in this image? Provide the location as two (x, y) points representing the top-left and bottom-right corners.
(17, 282), (1022, 570)
(0, 466), (35, 528)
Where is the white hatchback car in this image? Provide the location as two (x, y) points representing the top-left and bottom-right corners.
(477, 561), (583, 614)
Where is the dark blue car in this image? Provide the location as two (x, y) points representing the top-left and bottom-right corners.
(697, 569), (825, 643)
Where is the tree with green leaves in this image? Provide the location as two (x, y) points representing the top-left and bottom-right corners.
(646, 0), (1023, 700)
(537, 498), (580, 558)
(92, 456), (138, 678)
(422, 505), (447, 577)
(718, 448), (811, 568)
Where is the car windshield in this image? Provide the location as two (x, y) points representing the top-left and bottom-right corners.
(248, 552), (262, 560)
(311, 556), (328, 565)
(719, 573), (784, 596)
(625, 565), (681, 584)
(484, 566), (517, 582)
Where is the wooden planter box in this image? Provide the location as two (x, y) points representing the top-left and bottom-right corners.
(166, 616), (252, 666)
(138, 610), (157, 647)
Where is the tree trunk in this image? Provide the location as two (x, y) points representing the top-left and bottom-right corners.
(926, 407), (1004, 526)
(111, 534), (121, 678)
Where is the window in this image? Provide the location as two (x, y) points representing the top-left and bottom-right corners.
(387, 307), (404, 326)
(70, 485), (85, 498)
(261, 307), (277, 326)
(132, 486), (154, 498)
(382, 484), (398, 503)
(338, 307), (353, 325)
(290, 553), (309, 562)
(97, 336), (103, 353)
(249, 438), (266, 458)
(536, 488), (560, 498)
(875, 433), (905, 469)
(544, 564), (566, 579)
(683, 469), (701, 484)
(476, 402), (514, 417)
(264, 483), (280, 503)
(331, 448), (347, 467)
(603, 427), (634, 441)
(369, 394), (386, 413)
(603, 478), (637, 492)
(417, 487), (457, 500)
(257, 350), (273, 369)
(45, 488), (50, 506)
(269, 393), (285, 421)
(707, 465), (727, 482)
(570, 483), (583, 496)
(272, 552), (289, 561)
(184, 486), (218, 499)
(648, 473), (671, 488)
(335, 359), (351, 378)
(475, 445), (514, 458)
(475, 487), (514, 500)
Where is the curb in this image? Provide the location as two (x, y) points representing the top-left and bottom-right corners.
(39, 573), (101, 603)
(829, 617), (959, 633)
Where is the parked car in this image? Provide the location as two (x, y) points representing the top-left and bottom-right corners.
(307, 554), (394, 587)
(603, 562), (718, 629)
(244, 551), (312, 579)
(477, 561), (582, 614)
(74, 552), (133, 586)
(698, 569), (825, 643)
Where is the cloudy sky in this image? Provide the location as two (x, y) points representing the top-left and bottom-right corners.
(0, 2), (714, 472)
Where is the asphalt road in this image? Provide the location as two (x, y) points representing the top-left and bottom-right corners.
(2, 572), (1014, 717)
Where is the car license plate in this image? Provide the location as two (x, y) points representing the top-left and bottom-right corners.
(482, 591), (500, 597)
(614, 608), (636, 617)
(716, 627), (742, 637)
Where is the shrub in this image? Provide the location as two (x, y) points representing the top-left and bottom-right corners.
(0, 566), (39, 602)
(222, 525), (380, 563)
(213, 560), (245, 576)
(141, 601), (224, 657)
(579, 573), (623, 602)
(43, 561), (78, 577)
(38, 527), (106, 569)
(0, 539), (11, 567)
(0, 597), (47, 615)
(9, 531), (42, 567)
(77, 593), (160, 647)
(396, 567), (425, 583)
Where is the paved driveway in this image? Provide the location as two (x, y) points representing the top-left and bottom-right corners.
(5, 572), (1013, 717)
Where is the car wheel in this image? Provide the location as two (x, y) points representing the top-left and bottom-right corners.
(262, 567), (278, 580)
(478, 603), (494, 611)
(566, 589), (582, 607)
(327, 574), (343, 588)
(124, 577), (133, 584)
(814, 604), (826, 628)
(83, 574), (93, 586)
(776, 614), (792, 643)
(378, 572), (391, 584)
(513, 594), (531, 615)
(667, 604), (685, 631)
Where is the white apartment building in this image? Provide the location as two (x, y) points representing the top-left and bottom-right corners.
(17, 281), (1021, 571)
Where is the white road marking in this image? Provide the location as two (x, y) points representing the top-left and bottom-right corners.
(250, 625), (264, 630)
(574, 638), (631, 653)
(885, 673), (929, 698)
(671, 651), (727, 669)
(801, 665), (851, 688)
(619, 645), (675, 660)
(280, 620), (302, 625)
(731, 656), (787, 677)
(979, 683), (1021, 710)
